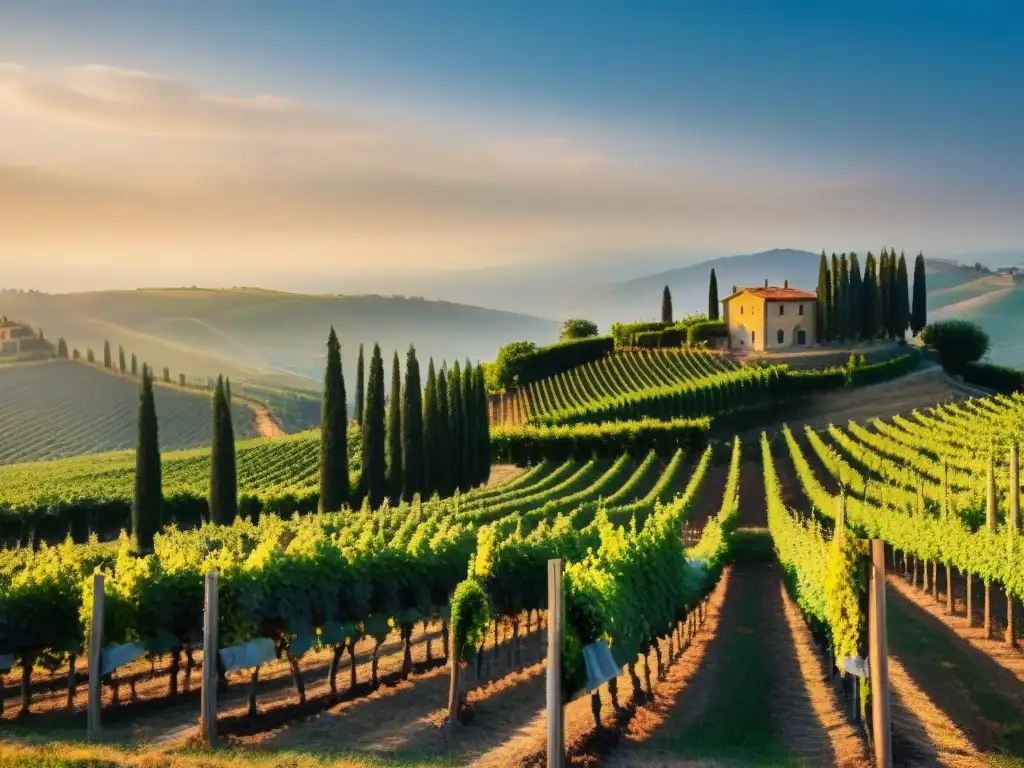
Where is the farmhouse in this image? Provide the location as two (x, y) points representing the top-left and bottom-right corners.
(0, 317), (51, 358)
(721, 280), (817, 352)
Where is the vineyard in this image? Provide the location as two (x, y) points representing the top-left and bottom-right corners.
(0, 361), (255, 465)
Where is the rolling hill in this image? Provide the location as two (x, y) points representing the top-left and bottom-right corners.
(0, 359), (254, 464)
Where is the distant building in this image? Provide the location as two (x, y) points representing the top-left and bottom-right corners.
(0, 317), (52, 358)
(721, 280), (817, 352)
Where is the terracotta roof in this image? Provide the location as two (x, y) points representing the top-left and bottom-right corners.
(723, 286), (816, 302)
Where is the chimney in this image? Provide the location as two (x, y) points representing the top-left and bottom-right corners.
(784, 278), (789, 289)
(732, 285), (738, 294)
(764, 278), (768, 289)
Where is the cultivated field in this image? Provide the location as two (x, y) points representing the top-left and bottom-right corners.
(0, 360), (255, 465)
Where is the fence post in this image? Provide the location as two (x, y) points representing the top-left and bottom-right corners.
(869, 540), (892, 768)
(87, 573), (104, 739)
(547, 559), (564, 768)
(200, 570), (219, 745)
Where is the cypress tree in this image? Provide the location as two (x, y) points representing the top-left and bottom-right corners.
(475, 363), (491, 486)
(118, 346), (126, 373)
(815, 251), (830, 343)
(662, 286), (673, 324)
(830, 254), (840, 341)
(836, 254), (849, 342)
(386, 351), (403, 500)
(848, 253), (862, 343)
(862, 253), (876, 339)
(460, 359), (474, 491)
(103, 341), (112, 369)
(360, 344), (387, 508)
(448, 361), (463, 493)
(422, 359), (438, 500)
(87, 348), (95, 364)
(436, 364), (452, 497)
(131, 353), (138, 376)
(879, 248), (891, 338)
(209, 376), (238, 524)
(401, 345), (423, 502)
(131, 365), (162, 554)
(354, 344), (366, 425)
(896, 251), (910, 339)
(708, 269), (720, 320)
(912, 252), (928, 335)
(57, 338), (68, 358)
(319, 327), (349, 512)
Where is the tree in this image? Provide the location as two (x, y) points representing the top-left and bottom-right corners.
(836, 254), (849, 342)
(460, 359), (474, 491)
(921, 320), (989, 372)
(118, 345), (126, 373)
(131, 365), (162, 554)
(385, 351), (403, 500)
(475, 363), (491, 486)
(879, 248), (892, 338)
(72, 348), (81, 360)
(422, 359), (438, 500)
(896, 252), (910, 338)
(131, 353), (138, 376)
(911, 252), (928, 336)
(559, 318), (599, 341)
(360, 344), (387, 508)
(448, 361), (464, 492)
(829, 254), (840, 341)
(103, 341), (112, 369)
(319, 327), (349, 513)
(492, 341), (538, 391)
(436, 364), (452, 497)
(209, 376), (238, 524)
(862, 252), (877, 340)
(662, 285), (674, 324)
(354, 343), (366, 425)
(401, 346), (424, 502)
(848, 253), (862, 343)
(707, 270), (720, 321)
(815, 251), (830, 343)
(57, 338), (68, 358)
(87, 348), (95, 364)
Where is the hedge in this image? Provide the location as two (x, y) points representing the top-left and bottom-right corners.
(846, 350), (920, 387)
(962, 361), (1024, 393)
(610, 321), (672, 347)
(512, 335), (614, 387)
(633, 327), (687, 348)
(490, 417), (711, 465)
(687, 320), (728, 346)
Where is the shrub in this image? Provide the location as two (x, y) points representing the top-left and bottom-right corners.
(920, 320), (990, 372)
(494, 336), (613, 390)
(490, 417), (710, 465)
(845, 350), (919, 387)
(610, 321), (671, 347)
(686, 320), (728, 346)
(559, 318), (599, 341)
(492, 341), (538, 390)
(962, 361), (1024, 393)
(634, 327), (686, 348)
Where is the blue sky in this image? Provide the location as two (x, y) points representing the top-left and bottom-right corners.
(1, 1), (1022, 289)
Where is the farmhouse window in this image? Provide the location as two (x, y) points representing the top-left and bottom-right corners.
(779, 304), (784, 316)
(799, 304), (804, 316)
(777, 329), (785, 344)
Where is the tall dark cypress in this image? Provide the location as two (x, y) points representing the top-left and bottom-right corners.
(879, 248), (891, 338)
(448, 361), (463, 493)
(422, 359), (438, 500)
(354, 344), (366, 425)
(862, 253), (876, 339)
(475, 363), (491, 486)
(209, 375), (238, 524)
(830, 253), (840, 342)
(119, 345), (126, 373)
(708, 269), (720, 320)
(896, 251), (910, 339)
(815, 251), (830, 343)
(103, 340), (112, 369)
(319, 327), (349, 512)
(360, 344), (387, 508)
(662, 286), (673, 324)
(401, 345), (423, 502)
(848, 253), (862, 343)
(911, 252), (927, 335)
(131, 365), (162, 554)
(386, 351), (403, 500)
(836, 254), (849, 342)
(460, 359), (473, 491)
(131, 353), (138, 376)
(436, 364), (452, 497)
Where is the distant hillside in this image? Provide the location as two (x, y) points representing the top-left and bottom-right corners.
(0, 360), (254, 464)
(0, 288), (558, 390)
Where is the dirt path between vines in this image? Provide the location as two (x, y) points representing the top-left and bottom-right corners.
(251, 404), (285, 438)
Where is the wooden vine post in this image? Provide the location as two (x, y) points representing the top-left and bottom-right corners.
(200, 570), (219, 746)
(547, 559), (564, 768)
(985, 454), (996, 639)
(87, 572), (104, 740)
(869, 540), (893, 768)
(1009, 441), (1020, 647)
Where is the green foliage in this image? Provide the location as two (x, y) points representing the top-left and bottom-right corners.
(57, 337), (68, 358)
(118, 345), (126, 373)
(474, 364), (491, 486)
(962, 361), (1024, 394)
(421, 359), (439, 500)
(103, 340), (112, 370)
(610, 321), (670, 347)
(449, 578), (491, 662)
(817, 250), (831, 343)
(686, 320), (728, 346)
(490, 417), (710, 465)
(662, 285), (673, 324)
(708, 269), (719, 320)
(495, 337), (613, 391)
(436, 366), (452, 497)
(209, 376), (238, 525)
(492, 341), (538, 391)
(131, 366), (162, 554)
(459, 359), (474, 492)
(319, 327), (349, 513)
(911, 252), (927, 335)
(386, 351), (403, 500)
(354, 343), (365, 424)
(401, 345), (424, 502)
(560, 318), (599, 341)
(895, 252), (911, 339)
(845, 350), (919, 387)
(921, 319), (990, 372)
(361, 344), (387, 508)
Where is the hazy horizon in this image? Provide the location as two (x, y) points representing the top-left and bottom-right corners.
(2, 2), (1023, 293)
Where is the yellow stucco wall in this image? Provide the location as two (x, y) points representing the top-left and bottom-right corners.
(724, 294), (816, 351)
